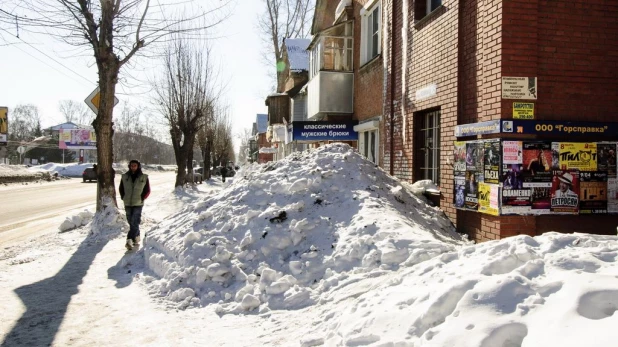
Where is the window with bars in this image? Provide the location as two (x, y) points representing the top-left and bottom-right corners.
(415, 109), (441, 184)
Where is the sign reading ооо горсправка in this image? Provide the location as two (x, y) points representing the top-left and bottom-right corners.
(292, 121), (358, 142)
(455, 120), (618, 138)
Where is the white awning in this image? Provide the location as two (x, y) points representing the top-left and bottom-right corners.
(353, 120), (380, 132)
(259, 147), (278, 154)
(271, 124), (287, 143)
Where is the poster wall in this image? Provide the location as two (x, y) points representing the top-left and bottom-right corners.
(454, 139), (618, 216)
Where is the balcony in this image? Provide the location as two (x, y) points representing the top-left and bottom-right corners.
(307, 20), (354, 120)
(307, 71), (353, 119)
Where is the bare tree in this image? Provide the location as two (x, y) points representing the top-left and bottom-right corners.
(154, 38), (218, 187)
(211, 107), (234, 168)
(8, 104), (41, 141)
(196, 102), (215, 179)
(58, 100), (93, 125)
(258, 0), (314, 92)
(236, 127), (253, 164)
(1, 0), (229, 212)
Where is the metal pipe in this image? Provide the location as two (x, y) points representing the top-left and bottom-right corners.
(389, 0), (397, 176)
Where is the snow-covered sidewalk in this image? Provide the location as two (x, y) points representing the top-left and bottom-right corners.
(0, 181), (312, 346)
(3, 146), (618, 347)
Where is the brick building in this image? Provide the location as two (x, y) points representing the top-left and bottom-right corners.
(306, 0), (384, 163)
(382, 0), (618, 242)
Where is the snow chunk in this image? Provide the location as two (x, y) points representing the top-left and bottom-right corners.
(240, 294), (261, 311)
(184, 231), (202, 246)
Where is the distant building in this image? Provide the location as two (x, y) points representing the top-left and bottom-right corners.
(255, 114), (274, 163)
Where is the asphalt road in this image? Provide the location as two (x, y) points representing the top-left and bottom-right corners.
(0, 171), (174, 247)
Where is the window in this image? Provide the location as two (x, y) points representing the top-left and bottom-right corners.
(309, 21), (353, 78)
(415, 109), (440, 184)
(358, 129), (379, 164)
(361, 2), (381, 65)
(414, 0), (441, 20)
(322, 36), (353, 71)
(355, 119), (380, 164)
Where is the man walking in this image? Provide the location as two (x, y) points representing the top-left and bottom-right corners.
(119, 159), (150, 250)
(220, 165), (228, 183)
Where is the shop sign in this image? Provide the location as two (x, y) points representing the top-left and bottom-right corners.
(291, 121), (358, 141)
(502, 77), (537, 99)
(415, 84), (437, 101)
(500, 120), (618, 137)
(513, 102), (534, 119)
(454, 120), (501, 137)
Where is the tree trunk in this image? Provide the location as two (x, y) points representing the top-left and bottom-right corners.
(204, 138), (212, 180)
(94, 59), (120, 211)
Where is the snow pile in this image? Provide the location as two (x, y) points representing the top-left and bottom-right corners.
(59, 210), (94, 232)
(141, 143), (467, 312)
(314, 232), (618, 346)
(284, 38), (310, 72)
(37, 162), (92, 177)
(87, 196), (127, 241)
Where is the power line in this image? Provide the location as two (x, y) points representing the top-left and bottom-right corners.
(0, 27), (95, 87)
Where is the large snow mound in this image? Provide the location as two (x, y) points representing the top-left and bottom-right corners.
(313, 232), (618, 346)
(141, 143), (467, 312)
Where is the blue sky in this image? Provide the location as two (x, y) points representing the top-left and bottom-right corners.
(0, 1), (271, 152)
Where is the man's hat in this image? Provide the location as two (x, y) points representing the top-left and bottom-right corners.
(558, 172), (573, 185)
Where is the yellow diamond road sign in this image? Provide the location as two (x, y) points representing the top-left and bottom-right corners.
(85, 86), (119, 115)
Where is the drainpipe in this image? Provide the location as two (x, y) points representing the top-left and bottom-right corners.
(389, 0), (397, 176)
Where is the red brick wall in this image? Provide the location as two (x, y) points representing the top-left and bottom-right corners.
(501, 0), (618, 121)
(384, 0), (618, 242)
(383, 0), (460, 220)
(536, 0), (618, 120)
(353, 0), (385, 124)
(256, 133), (273, 163)
(381, 0), (403, 175)
(536, 215), (617, 236)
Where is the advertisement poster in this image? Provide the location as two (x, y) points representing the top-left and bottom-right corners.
(557, 142), (597, 171)
(502, 163), (524, 189)
(550, 170), (580, 214)
(608, 178), (618, 213)
(479, 183), (500, 216)
(524, 171), (552, 214)
(59, 129), (97, 149)
(551, 142), (560, 169)
(454, 175), (466, 208)
(579, 171), (608, 214)
(522, 142), (552, 179)
(597, 142), (617, 178)
(464, 171), (479, 210)
(0, 106), (7, 145)
(466, 141), (484, 172)
(502, 141), (522, 164)
(501, 161), (530, 215)
(483, 140), (501, 184)
(454, 141), (467, 174)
